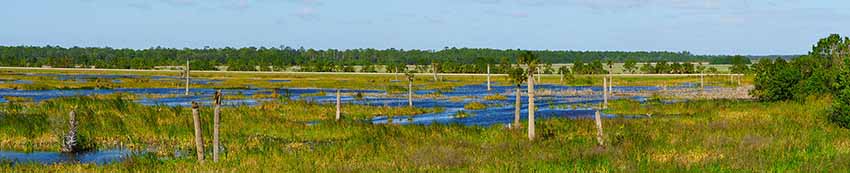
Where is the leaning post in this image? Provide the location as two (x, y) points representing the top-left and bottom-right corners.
(191, 101), (205, 162)
(213, 90), (222, 162)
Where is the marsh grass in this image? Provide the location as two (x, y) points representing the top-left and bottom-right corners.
(463, 102), (487, 110)
(2, 94), (850, 171)
(483, 93), (507, 101)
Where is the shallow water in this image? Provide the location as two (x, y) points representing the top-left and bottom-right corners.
(0, 149), (134, 165)
(0, 73), (713, 126)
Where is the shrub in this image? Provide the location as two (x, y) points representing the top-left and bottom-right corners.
(463, 102), (487, 110)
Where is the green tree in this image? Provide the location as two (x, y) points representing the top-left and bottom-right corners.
(623, 60), (637, 73)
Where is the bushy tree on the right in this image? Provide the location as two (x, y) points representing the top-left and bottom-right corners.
(750, 34), (850, 128)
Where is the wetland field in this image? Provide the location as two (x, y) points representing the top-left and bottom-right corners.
(0, 68), (847, 172)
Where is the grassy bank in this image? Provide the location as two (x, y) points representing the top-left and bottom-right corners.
(2, 94), (849, 171)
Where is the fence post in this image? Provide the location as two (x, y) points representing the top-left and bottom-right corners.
(213, 90), (222, 162)
(192, 101), (205, 162)
(336, 89), (341, 120)
(595, 110), (605, 146)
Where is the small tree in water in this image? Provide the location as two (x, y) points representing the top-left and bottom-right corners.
(507, 66), (527, 129)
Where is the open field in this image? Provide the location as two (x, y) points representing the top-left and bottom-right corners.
(3, 68), (846, 172)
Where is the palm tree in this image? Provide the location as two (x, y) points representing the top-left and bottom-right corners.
(518, 51), (538, 140)
(507, 67), (527, 129)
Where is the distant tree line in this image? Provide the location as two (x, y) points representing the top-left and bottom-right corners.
(749, 34), (850, 128)
(0, 46), (754, 73)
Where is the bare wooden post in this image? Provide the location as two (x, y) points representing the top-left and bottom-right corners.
(191, 101), (205, 162)
(595, 110), (605, 146)
(528, 72), (536, 140)
(336, 89), (341, 120)
(213, 90), (222, 162)
(608, 76), (613, 94)
(700, 74), (705, 95)
(603, 77), (608, 109)
(185, 60), (190, 96)
(486, 64), (491, 91)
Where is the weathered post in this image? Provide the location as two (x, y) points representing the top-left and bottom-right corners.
(486, 64), (491, 91)
(603, 77), (608, 109)
(61, 110), (78, 153)
(213, 90), (222, 162)
(408, 76), (414, 108)
(191, 101), (205, 162)
(185, 60), (190, 96)
(336, 88), (341, 120)
(595, 110), (605, 146)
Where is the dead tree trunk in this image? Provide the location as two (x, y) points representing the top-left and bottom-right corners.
(213, 90), (222, 162)
(192, 101), (205, 162)
(595, 110), (605, 146)
(61, 110), (78, 153)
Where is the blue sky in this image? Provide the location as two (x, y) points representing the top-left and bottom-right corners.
(1, 0), (848, 55)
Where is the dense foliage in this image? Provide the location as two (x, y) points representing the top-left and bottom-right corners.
(0, 46), (752, 72)
(750, 34), (850, 128)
